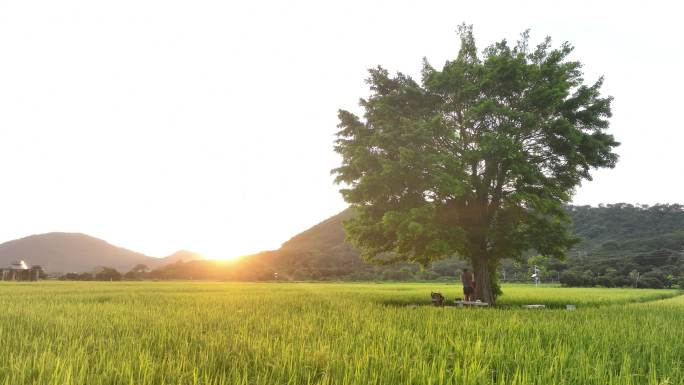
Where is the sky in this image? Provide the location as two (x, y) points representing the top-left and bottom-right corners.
(0, 0), (682, 259)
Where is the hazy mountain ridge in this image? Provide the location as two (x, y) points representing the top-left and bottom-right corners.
(273, 204), (684, 263)
(227, 204), (684, 281)
(159, 250), (205, 265)
(0, 232), (203, 273)
(3, 204), (682, 278)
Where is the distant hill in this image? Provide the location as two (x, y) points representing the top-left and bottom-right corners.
(270, 203), (684, 268)
(123, 204), (684, 287)
(563, 204), (684, 276)
(148, 208), (461, 281)
(159, 250), (205, 265)
(11, 203), (683, 284)
(568, 204), (684, 257)
(0, 233), (203, 273)
(274, 208), (362, 274)
(147, 204), (684, 285)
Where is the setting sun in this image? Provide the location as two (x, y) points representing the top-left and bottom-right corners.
(204, 254), (242, 262)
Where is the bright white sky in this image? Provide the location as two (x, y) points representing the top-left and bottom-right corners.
(0, 0), (682, 259)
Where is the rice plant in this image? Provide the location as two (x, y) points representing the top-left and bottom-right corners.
(0, 282), (681, 385)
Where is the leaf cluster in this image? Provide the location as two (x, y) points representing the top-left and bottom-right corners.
(333, 26), (619, 266)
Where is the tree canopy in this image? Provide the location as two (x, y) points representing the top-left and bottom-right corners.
(333, 25), (619, 304)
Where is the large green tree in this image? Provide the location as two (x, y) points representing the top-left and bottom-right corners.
(332, 26), (618, 304)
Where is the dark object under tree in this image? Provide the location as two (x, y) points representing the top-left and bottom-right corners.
(333, 25), (618, 304)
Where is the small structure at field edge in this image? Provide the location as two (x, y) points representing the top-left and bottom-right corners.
(455, 300), (490, 307)
(0, 260), (42, 281)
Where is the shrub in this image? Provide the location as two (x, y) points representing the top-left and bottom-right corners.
(596, 275), (617, 288)
(559, 271), (581, 287)
(676, 276), (684, 289)
(638, 276), (664, 289)
(560, 271), (594, 287)
(415, 270), (439, 281)
(613, 276), (633, 287)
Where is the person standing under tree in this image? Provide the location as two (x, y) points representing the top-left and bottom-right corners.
(461, 268), (475, 301)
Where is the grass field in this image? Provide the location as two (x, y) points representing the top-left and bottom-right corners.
(0, 282), (682, 385)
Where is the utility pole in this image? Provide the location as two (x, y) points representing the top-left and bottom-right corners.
(532, 265), (541, 287)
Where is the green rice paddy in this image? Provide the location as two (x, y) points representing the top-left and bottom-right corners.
(0, 282), (682, 385)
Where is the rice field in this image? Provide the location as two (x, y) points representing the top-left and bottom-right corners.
(0, 281), (682, 385)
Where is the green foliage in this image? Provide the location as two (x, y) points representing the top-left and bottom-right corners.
(560, 270), (595, 287)
(124, 264), (150, 280)
(60, 272), (94, 281)
(333, 26), (618, 303)
(94, 267), (122, 281)
(61, 267), (122, 281)
(568, 204), (684, 255)
(677, 276), (684, 289)
(638, 276), (665, 289)
(559, 204), (684, 288)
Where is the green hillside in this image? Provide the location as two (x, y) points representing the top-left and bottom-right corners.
(569, 204), (684, 256)
(560, 204), (684, 287)
(145, 204), (684, 287)
(256, 204), (684, 282)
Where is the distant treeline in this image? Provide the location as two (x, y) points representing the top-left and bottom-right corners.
(59, 204), (684, 288)
(58, 257), (683, 289)
(58, 258), (470, 282)
(560, 204), (684, 288)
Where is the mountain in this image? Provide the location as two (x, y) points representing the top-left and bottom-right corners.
(274, 208), (360, 273)
(0, 233), (203, 273)
(273, 203), (684, 268)
(568, 204), (684, 256)
(158, 250), (205, 265)
(148, 208), (457, 281)
(146, 204), (684, 286)
(10, 203), (682, 283)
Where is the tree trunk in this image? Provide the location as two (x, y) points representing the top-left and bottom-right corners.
(472, 255), (495, 305)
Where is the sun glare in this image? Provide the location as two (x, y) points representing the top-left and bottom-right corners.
(204, 254), (241, 262)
